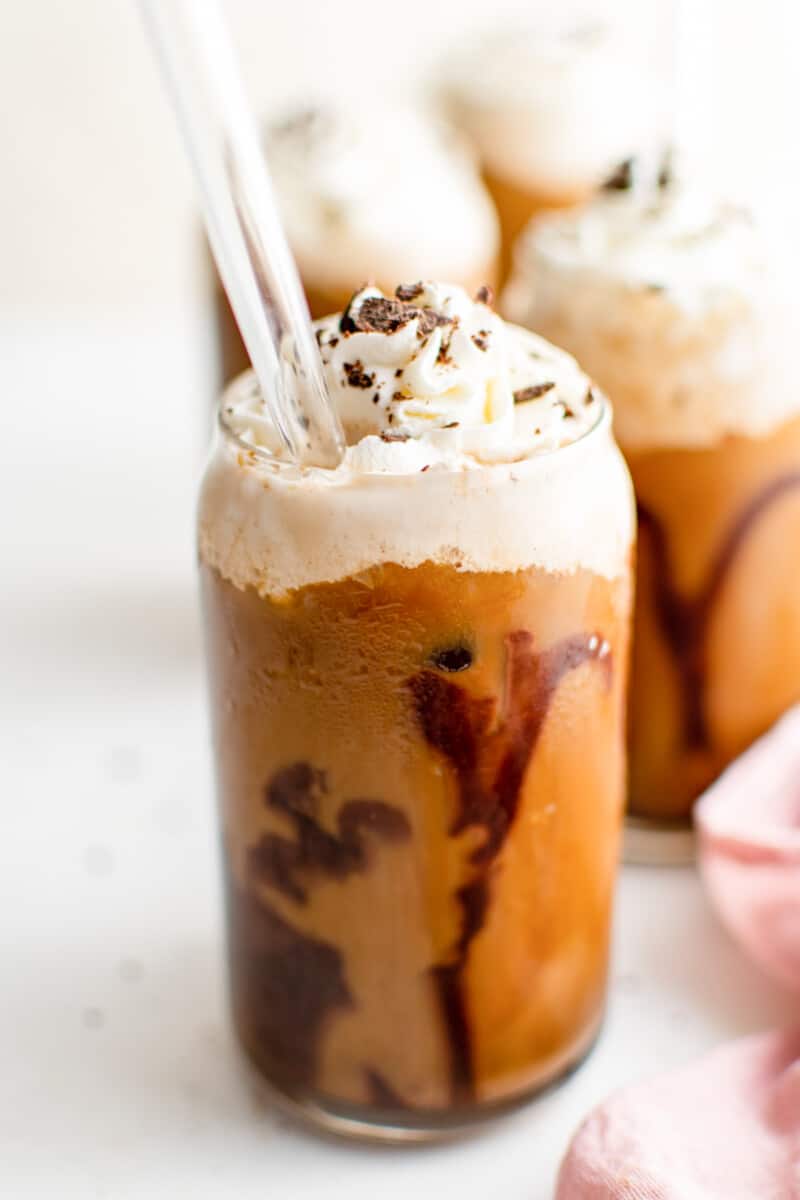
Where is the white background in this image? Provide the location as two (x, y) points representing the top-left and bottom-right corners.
(1, 2), (799, 1196)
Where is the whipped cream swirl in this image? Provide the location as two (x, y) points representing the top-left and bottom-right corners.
(267, 102), (498, 290)
(227, 282), (600, 468)
(506, 168), (761, 312)
(442, 23), (664, 194)
(502, 170), (799, 449)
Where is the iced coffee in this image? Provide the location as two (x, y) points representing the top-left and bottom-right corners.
(216, 103), (499, 380)
(442, 24), (661, 280)
(503, 166), (800, 825)
(199, 283), (634, 1137)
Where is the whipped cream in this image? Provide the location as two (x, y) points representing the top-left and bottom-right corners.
(442, 24), (664, 195)
(507, 169), (760, 311)
(200, 283), (634, 595)
(267, 102), (498, 292)
(502, 173), (800, 449)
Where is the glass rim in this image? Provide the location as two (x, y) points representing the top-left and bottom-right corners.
(216, 369), (611, 478)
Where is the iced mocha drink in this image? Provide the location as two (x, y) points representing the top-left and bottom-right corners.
(199, 283), (634, 1136)
(503, 165), (800, 826)
(442, 24), (661, 280)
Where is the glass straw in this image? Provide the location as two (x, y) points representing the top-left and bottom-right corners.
(139, 0), (345, 468)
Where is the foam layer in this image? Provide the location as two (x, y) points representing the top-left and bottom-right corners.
(502, 174), (800, 449)
(199, 284), (633, 595)
(267, 102), (499, 291)
(442, 24), (662, 195)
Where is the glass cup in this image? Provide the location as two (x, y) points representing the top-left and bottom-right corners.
(198, 379), (634, 1141)
(501, 191), (800, 861)
(627, 417), (800, 826)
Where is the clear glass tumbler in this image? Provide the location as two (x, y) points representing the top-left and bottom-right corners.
(198, 376), (634, 1140)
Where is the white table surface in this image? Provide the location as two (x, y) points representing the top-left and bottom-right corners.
(1, 320), (796, 1198)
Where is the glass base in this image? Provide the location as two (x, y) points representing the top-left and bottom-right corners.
(623, 814), (696, 866)
(238, 1016), (604, 1145)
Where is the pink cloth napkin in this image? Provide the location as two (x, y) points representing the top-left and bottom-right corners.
(557, 707), (800, 1198)
(556, 1030), (800, 1199)
(696, 707), (800, 993)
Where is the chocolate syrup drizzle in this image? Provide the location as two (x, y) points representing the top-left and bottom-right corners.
(248, 762), (411, 903)
(234, 762), (411, 1096)
(638, 470), (800, 752)
(408, 629), (612, 1100)
(225, 875), (352, 1091)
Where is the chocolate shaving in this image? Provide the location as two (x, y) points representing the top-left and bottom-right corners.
(474, 285), (494, 306)
(657, 151), (673, 190)
(395, 282), (424, 302)
(471, 331), (491, 352)
(603, 158), (634, 191)
(416, 309), (452, 337)
(513, 382), (556, 403)
(341, 295), (451, 338)
(343, 360), (375, 389)
(380, 430), (410, 442)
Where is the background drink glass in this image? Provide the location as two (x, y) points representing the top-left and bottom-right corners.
(502, 185), (800, 850)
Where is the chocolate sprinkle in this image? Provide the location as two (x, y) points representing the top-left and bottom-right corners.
(343, 360), (375, 389)
(471, 331), (490, 352)
(513, 382), (556, 403)
(603, 159), (634, 191)
(395, 282), (424, 302)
